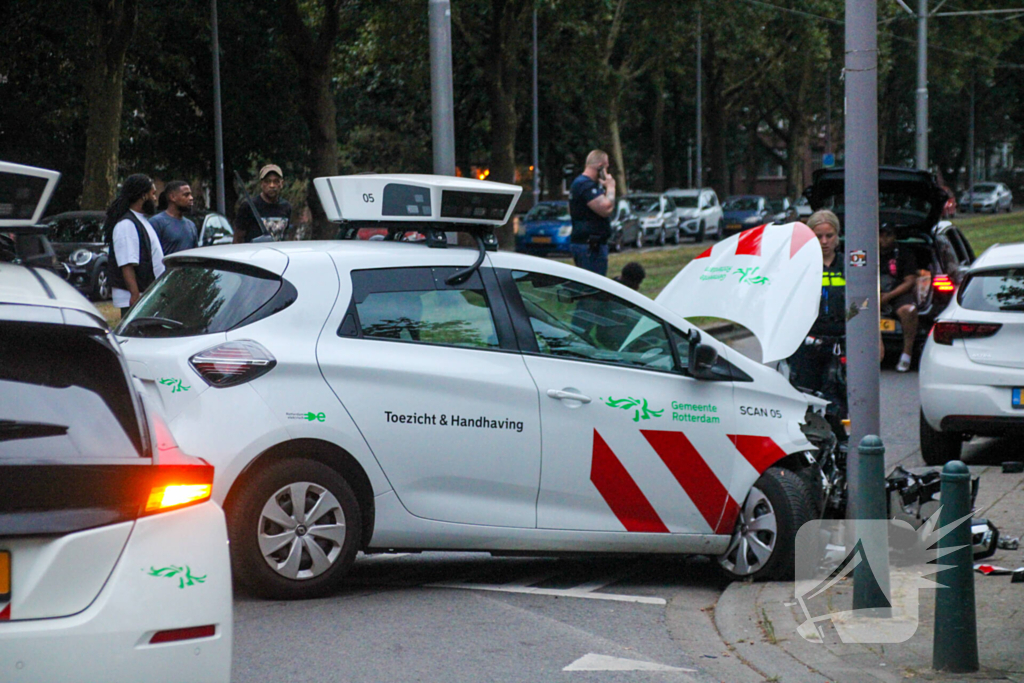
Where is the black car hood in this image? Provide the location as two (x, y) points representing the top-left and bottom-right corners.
(806, 167), (948, 235)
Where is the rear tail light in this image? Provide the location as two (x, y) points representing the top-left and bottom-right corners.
(932, 274), (956, 294)
(150, 624), (216, 644)
(189, 340), (276, 388)
(142, 461), (214, 516)
(931, 321), (1002, 345)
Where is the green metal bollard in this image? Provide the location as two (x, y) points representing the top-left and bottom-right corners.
(933, 460), (979, 672)
(852, 435), (891, 615)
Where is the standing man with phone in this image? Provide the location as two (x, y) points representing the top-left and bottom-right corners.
(568, 149), (616, 276)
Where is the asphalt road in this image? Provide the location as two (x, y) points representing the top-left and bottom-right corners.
(231, 340), (1012, 682)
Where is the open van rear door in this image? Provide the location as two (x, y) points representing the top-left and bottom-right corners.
(656, 222), (823, 363)
(0, 161), (61, 230)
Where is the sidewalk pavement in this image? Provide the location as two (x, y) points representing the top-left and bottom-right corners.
(710, 464), (1024, 682)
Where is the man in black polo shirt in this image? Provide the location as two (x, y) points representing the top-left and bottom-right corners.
(234, 164), (292, 243)
(568, 149), (617, 276)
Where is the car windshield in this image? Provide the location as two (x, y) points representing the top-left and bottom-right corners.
(970, 184), (997, 194)
(525, 204), (569, 221)
(671, 195), (699, 208)
(959, 268), (1024, 312)
(118, 261), (291, 337)
(724, 197), (760, 211)
(46, 216), (104, 243)
(627, 196), (660, 213)
(0, 324), (142, 459)
(768, 199), (787, 213)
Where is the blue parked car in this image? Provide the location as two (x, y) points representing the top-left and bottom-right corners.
(721, 195), (771, 237)
(515, 201), (573, 255)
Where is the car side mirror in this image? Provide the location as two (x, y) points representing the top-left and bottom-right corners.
(688, 341), (719, 379)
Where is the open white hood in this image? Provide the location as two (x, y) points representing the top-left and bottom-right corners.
(656, 222), (823, 363)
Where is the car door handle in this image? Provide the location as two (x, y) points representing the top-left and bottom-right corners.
(547, 389), (592, 404)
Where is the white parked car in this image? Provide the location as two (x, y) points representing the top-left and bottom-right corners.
(664, 188), (725, 242)
(920, 242), (1024, 465)
(117, 174), (831, 599)
(960, 182), (1013, 214)
(624, 193), (681, 245)
(0, 161), (232, 683)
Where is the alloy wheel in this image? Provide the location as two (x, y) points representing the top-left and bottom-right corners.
(258, 481), (347, 580)
(717, 485), (778, 576)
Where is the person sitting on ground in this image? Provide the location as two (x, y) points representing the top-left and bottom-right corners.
(878, 223), (919, 372)
(613, 262), (646, 291)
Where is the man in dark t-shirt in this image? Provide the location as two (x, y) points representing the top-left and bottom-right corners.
(234, 163), (293, 243)
(879, 223), (919, 372)
(568, 149), (617, 276)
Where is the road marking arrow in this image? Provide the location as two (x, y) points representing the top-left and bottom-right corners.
(563, 653), (696, 672)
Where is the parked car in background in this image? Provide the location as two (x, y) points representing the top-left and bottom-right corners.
(793, 195), (813, 219)
(664, 188), (724, 242)
(721, 195), (772, 237)
(514, 200), (572, 256)
(808, 166), (976, 359)
(193, 210), (235, 247)
(768, 197), (793, 223)
(625, 193), (681, 245)
(608, 198), (642, 251)
(919, 242), (1024, 465)
(38, 210), (110, 300)
(960, 182), (1013, 213)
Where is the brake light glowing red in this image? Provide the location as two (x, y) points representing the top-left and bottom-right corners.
(932, 274), (955, 293)
(150, 624), (216, 644)
(931, 321), (1002, 345)
(190, 340), (276, 388)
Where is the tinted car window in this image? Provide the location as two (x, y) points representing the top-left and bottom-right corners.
(934, 235), (960, 274)
(511, 271), (674, 371)
(118, 261), (294, 337)
(673, 195), (699, 208)
(627, 196), (660, 213)
(524, 204), (570, 221)
(47, 217), (104, 243)
(1, 324), (143, 459)
(350, 268), (499, 350)
(959, 269), (1024, 312)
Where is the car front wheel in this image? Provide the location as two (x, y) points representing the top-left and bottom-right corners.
(919, 410), (962, 466)
(228, 458), (362, 599)
(634, 229), (644, 249)
(657, 228), (666, 246)
(695, 222), (705, 243)
(718, 467), (813, 581)
(92, 266), (110, 301)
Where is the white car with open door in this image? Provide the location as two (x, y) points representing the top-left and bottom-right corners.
(116, 174), (829, 600)
(919, 242), (1024, 465)
(0, 161), (232, 683)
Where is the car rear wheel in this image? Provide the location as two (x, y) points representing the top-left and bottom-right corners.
(718, 467), (813, 581)
(919, 410), (962, 466)
(228, 458), (361, 599)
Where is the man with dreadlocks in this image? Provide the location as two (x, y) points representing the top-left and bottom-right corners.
(103, 174), (165, 317)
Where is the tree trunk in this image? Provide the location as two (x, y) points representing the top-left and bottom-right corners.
(703, 32), (728, 195)
(483, 0), (526, 251)
(607, 94), (628, 196)
(651, 68), (665, 191)
(298, 67), (339, 240)
(282, 0), (344, 240)
(80, 0), (139, 210)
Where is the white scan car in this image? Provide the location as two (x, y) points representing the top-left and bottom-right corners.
(117, 174), (828, 600)
(0, 161), (232, 683)
(919, 242), (1024, 464)
(664, 188), (725, 242)
(959, 182), (1014, 214)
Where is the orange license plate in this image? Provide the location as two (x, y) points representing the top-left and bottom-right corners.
(0, 550), (9, 602)
(532, 236), (552, 244)
(880, 318), (897, 332)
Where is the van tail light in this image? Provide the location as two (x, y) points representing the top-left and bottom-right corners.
(931, 321), (1002, 345)
(142, 461), (214, 516)
(932, 274), (956, 294)
(189, 340), (276, 388)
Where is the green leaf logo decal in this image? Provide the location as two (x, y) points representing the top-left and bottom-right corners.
(159, 378), (191, 393)
(602, 396), (664, 422)
(144, 565), (207, 589)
